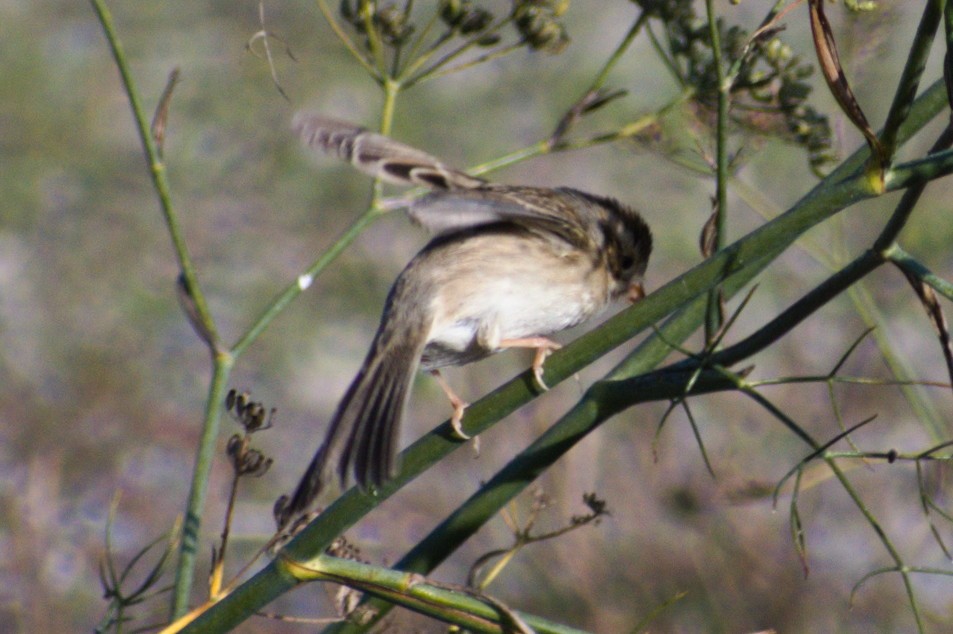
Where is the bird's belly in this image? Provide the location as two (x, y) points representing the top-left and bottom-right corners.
(420, 274), (604, 370)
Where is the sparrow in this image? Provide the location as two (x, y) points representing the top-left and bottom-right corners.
(275, 114), (652, 528)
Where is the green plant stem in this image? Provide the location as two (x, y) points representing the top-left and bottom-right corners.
(735, 381), (924, 628)
(875, 122), (953, 252)
(886, 145), (953, 186)
(277, 554), (590, 634)
(171, 355), (234, 616)
(399, 4), (442, 77)
(360, 0), (387, 78)
(379, 78), (399, 136)
(395, 28), (453, 83)
(826, 455), (925, 629)
(469, 97), (688, 177)
(587, 10), (649, 92)
(889, 247), (953, 302)
(401, 14), (515, 87)
(880, 0), (945, 158)
(316, 0), (382, 82)
(89, 0), (217, 344)
(414, 41), (523, 86)
(752, 374), (949, 389)
(230, 207), (382, 359)
(87, 0), (231, 618)
(704, 0), (730, 342)
(645, 21), (683, 86)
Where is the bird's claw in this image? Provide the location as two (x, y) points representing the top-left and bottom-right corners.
(531, 341), (561, 391)
(450, 400), (471, 440)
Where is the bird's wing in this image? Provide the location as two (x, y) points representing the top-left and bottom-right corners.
(408, 187), (590, 250)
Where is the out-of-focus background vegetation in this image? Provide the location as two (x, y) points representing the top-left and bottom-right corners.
(3, 1), (953, 631)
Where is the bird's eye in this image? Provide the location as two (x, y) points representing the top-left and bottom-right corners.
(620, 254), (635, 272)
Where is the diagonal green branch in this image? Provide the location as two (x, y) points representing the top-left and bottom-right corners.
(880, 0), (945, 158)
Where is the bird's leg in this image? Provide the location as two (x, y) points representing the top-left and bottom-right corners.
(429, 370), (471, 440)
(498, 337), (562, 391)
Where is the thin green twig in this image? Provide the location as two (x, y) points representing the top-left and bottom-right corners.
(401, 14), (515, 87)
(468, 99), (686, 178)
(230, 209), (382, 359)
(704, 0), (730, 342)
(889, 247), (953, 303)
(412, 41), (523, 86)
(316, 0), (382, 82)
(360, 0), (388, 78)
(740, 384), (923, 628)
(880, 0), (945, 158)
(829, 458), (925, 630)
(89, 0), (217, 344)
(588, 10), (649, 92)
(88, 0), (236, 618)
(645, 21), (683, 86)
(398, 3), (444, 78)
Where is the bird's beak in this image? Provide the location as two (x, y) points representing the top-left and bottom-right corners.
(627, 281), (646, 303)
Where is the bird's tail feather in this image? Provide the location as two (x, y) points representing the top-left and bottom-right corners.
(277, 314), (429, 528)
(293, 113), (485, 191)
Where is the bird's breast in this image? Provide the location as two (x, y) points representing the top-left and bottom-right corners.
(413, 231), (611, 370)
